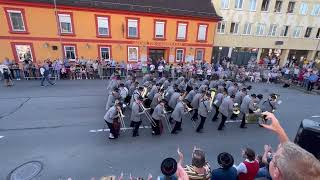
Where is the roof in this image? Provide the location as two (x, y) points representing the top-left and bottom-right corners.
(16, 0), (222, 20)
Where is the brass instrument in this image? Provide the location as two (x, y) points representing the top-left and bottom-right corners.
(182, 101), (196, 128)
(253, 103), (261, 113)
(142, 87), (148, 98)
(116, 107), (126, 132)
(163, 110), (172, 132)
(138, 103), (157, 127)
(232, 103), (240, 115)
(209, 88), (216, 106)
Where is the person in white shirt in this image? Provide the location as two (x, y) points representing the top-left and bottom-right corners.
(158, 64), (164, 78)
(150, 64), (155, 74)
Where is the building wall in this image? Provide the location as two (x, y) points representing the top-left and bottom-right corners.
(212, 0), (320, 65)
(0, 1), (217, 63)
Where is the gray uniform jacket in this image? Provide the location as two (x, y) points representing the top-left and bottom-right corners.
(106, 93), (118, 110)
(142, 74), (151, 83)
(104, 106), (118, 123)
(219, 97), (234, 117)
(209, 80), (218, 89)
(148, 85), (158, 100)
(152, 104), (165, 120)
(217, 85), (225, 93)
(130, 102), (144, 122)
(213, 93), (224, 107)
(128, 85), (136, 96)
(168, 92), (180, 109)
(198, 99), (212, 117)
(261, 100), (276, 112)
(150, 92), (161, 109)
(234, 91), (246, 105)
(199, 84), (208, 92)
(176, 77), (185, 84)
(187, 78), (196, 87)
(165, 86), (175, 102)
(191, 93), (203, 109)
(157, 77), (166, 85)
(225, 81), (233, 89)
(185, 90), (196, 103)
(228, 86), (237, 96)
(240, 95), (255, 114)
(171, 102), (188, 122)
(178, 82), (187, 92)
(124, 80), (132, 89)
(162, 80), (170, 90)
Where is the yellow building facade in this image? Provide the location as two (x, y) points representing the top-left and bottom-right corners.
(0, 0), (221, 64)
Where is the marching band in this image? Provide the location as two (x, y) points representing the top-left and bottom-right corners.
(103, 73), (280, 140)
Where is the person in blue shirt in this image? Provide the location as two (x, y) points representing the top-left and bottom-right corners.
(307, 71), (319, 91)
(211, 152), (237, 180)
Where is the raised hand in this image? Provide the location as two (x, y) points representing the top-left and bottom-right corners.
(261, 112), (289, 143)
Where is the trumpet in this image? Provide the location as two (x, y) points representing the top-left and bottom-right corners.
(138, 103), (157, 127)
(116, 107), (126, 132)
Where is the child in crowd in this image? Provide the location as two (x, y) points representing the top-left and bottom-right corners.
(61, 65), (67, 79)
(158, 63), (164, 78)
(87, 65), (94, 79)
(80, 65), (88, 79)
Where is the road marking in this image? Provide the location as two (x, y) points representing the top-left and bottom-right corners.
(89, 126), (152, 133)
(0, 136), (4, 139)
(226, 120), (242, 123)
(311, 115), (320, 118)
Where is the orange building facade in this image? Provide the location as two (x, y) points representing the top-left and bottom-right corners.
(0, 0), (220, 64)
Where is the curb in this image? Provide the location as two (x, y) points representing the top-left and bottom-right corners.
(290, 85), (320, 95)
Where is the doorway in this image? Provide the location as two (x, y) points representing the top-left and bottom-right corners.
(149, 49), (166, 62)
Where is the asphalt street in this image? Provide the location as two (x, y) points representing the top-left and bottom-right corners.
(0, 80), (319, 180)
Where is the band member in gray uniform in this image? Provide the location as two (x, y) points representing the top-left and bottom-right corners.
(212, 89), (226, 121)
(217, 94), (235, 130)
(227, 83), (238, 96)
(197, 92), (212, 133)
(130, 96), (145, 137)
(240, 94), (257, 128)
(106, 87), (120, 110)
(150, 89), (164, 114)
(190, 90), (205, 121)
(261, 94), (277, 113)
(171, 99), (188, 134)
(168, 90), (182, 112)
(164, 84), (177, 102)
(230, 88), (247, 120)
(130, 86), (144, 107)
(104, 103), (121, 139)
(151, 100), (167, 135)
(146, 83), (159, 107)
(185, 87), (198, 105)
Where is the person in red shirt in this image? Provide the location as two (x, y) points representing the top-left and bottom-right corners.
(235, 148), (259, 180)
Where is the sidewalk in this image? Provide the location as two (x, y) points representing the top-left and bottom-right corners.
(289, 85), (320, 95)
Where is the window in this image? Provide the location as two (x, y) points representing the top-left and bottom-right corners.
(128, 47), (139, 62)
(175, 49), (185, 62)
(280, 25), (289, 37)
(230, 22), (239, 34)
(235, 0), (243, 9)
(243, 23), (252, 35)
(96, 16), (110, 36)
(127, 18), (139, 38)
(261, 0), (270, 11)
(299, 3), (308, 15)
(221, 0), (229, 9)
(99, 46), (111, 60)
(154, 20), (166, 39)
(58, 13), (73, 34)
(304, 27), (312, 38)
(287, 1), (295, 13)
(63, 45), (77, 60)
(217, 22), (226, 33)
(197, 24), (208, 41)
(12, 43), (34, 62)
(248, 0), (257, 11)
(268, 24), (277, 36)
(256, 23), (266, 36)
(6, 8), (27, 32)
(292, 26), (302, 38)
(274, 0), (283, 12)
(195, 49), (205, 61)
(316, 28), (320, 38)
(176, 22), (188, 40)
(311, 4), (320, 16)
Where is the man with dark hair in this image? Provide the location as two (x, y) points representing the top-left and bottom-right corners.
(235, 148), (259, 180)
(240, 94), (257, 128)
(211, 152), (237, 180)
(170, 100), (188, 134)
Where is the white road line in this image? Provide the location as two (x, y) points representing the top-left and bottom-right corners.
(89, 126), (152, 133)
(226, 120), (242, 123)
(0, 136), (4, 139)
(311, 115), (320, 118)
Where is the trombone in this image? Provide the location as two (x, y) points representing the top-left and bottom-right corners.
(139, 103), (157, 127)
(117, 107), (127, 132)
